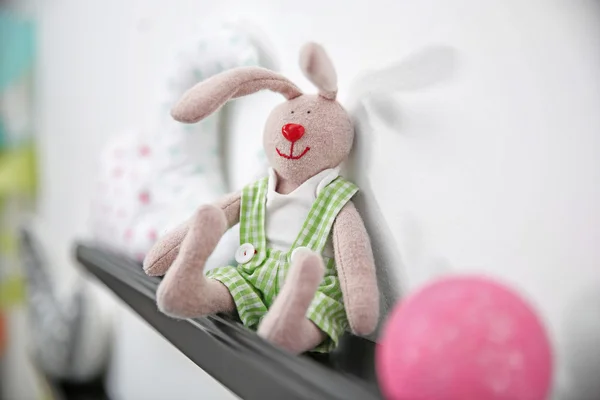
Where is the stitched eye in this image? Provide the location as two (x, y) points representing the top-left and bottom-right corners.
(307, 110), (311, 114)
(290, 110), (294, 114)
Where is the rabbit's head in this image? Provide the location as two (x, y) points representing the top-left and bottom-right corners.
(171, 42), (353, 184)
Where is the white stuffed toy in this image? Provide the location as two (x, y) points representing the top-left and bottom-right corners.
(91, 25), (270, 264)
(20, 24), (276, 384)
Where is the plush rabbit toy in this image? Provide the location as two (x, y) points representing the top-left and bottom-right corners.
(143, 42), (379, 354)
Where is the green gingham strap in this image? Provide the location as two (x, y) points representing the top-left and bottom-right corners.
(290, 177), (358, 257)
(239, 177), (269, 267)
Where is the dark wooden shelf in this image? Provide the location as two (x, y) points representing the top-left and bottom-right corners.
(42, 374), (110, 400)
(75, 243), (382, 400)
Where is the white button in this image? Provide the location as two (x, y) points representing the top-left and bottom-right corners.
(290, 246), (312, 264)
(235, 243), (256, 264)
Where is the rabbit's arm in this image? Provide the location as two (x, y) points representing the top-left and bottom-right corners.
(333, 201), (379, 336)
(143, 191), (242, 276)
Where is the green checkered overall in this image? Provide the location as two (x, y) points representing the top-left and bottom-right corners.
(206, 175), (358, 352)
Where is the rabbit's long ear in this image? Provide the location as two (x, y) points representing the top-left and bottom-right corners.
(299, 42), (337, 100)
(171, 66), (302, 123)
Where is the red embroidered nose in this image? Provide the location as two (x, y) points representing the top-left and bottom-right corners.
(282, 123), (305, 142)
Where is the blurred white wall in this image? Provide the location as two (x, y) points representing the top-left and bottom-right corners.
(31, 0), (600, 399)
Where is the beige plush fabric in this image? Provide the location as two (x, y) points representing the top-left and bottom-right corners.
(144, 42), (380, 354)
(257, 248), (327, 354)
(216, 190), (242, 227)
(143, 218), (188, 277)
(262, 95), (354, 185)
(299, 42), (338, 100)
(143, 191), (241, 276)
(172, 67), (303, 123)
(156, 205), (235, 318)
(333, 201), (379, 335)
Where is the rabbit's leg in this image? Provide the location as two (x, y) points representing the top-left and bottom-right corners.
(258, 249), (326, 354)
(156, 205), (235, 318)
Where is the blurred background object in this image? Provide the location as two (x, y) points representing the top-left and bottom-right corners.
(0, 2), (41, 398)
(89, 24), (270, 265)
(377, 276), (553, 400)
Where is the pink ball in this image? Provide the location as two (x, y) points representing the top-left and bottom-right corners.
(376, 276), (552, 400)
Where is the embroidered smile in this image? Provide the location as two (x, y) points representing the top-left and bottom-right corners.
(276, 143), (310, 160)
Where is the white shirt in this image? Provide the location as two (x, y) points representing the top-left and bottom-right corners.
(265, 167), (340, 258)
